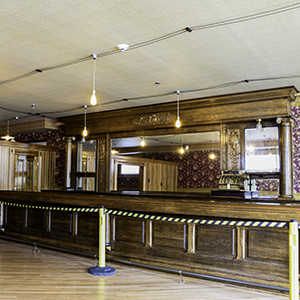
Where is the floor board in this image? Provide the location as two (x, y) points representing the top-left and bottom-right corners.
(0, 239), (288, 299)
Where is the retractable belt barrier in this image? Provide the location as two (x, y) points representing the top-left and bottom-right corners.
(0, 201), (298, 299)
(0, 201), (290, 228)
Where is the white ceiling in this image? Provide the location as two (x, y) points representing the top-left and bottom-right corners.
(1, 1), (300, 126)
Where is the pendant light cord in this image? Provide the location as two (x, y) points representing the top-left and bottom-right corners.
(177, 90), (180, 119)
(92, 54), (97, 93)
(84, 105), (87, 128)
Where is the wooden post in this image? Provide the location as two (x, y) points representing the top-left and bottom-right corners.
(278, 118), (294, 200)
(63, 136), (75, 189)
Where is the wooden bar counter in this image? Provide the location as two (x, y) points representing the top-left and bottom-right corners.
(0, 190), (299, 289)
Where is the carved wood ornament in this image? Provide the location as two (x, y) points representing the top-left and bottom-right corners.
(228, 130), (240, 170)
(133, 113), (172, 126)
(98, 140), (105, 183)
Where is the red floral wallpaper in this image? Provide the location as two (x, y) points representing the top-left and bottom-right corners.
(117, 176), (139, 189)
(256, 179), (279, 192)
(143, 150), (220, 188)
(292, 105), (300, 193)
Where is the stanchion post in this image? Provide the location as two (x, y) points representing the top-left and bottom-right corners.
(289, 220), (299, 300)
(99, 207), (106, 268)
(88, 207), (116, 276)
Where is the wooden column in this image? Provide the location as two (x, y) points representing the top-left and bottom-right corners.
(46, 210), (51, 232)
(236, 226), (245, 259)
(72, 212), (78, 236)
(278, 118), (294, 200)
(187, 223), (195, 254)
(23, 208), (28, 228)
(97, 134), (111, 193)
(0, 203), (3, 227)
(145, 219), (153, 248)
(62, 136), (75, 189)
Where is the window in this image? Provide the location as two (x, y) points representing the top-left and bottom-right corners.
(120, 164), (140, 175)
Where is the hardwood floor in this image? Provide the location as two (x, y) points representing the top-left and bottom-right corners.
(0, 239), (288, 300)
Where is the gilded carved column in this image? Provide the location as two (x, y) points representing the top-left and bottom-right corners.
(228, 129), (241, 170)
(62, 136), (75, 189)
(278, 118), (294, 200)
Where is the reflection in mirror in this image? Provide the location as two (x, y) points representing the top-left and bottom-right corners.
(111, 132), (220, 193)
(77, 139), (96, 191)
(245, 127), (279, 172)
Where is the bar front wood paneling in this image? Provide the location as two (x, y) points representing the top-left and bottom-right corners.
(0, 190), (298, 289)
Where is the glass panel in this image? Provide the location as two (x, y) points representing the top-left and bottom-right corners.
(14, 155), (38, 191)
(120, 165), (140, 175)
(14, 155), (26, 191)
(77, 139), (97, 191)
(245, 127), (279, 172)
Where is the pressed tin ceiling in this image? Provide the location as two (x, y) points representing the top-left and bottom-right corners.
(1, 1), (300, 126)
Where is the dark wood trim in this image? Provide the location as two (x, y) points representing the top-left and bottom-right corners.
(60, 86), (297, 136)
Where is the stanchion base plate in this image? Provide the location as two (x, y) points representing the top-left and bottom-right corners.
(88, 266), (116, 276)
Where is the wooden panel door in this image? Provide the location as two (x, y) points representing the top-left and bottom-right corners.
(161, 164), (178, 192)
(0, 146), (10, 190)
(146, 162), (162, 191)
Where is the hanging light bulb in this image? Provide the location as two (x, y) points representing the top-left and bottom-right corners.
(90, 54), (97, 106)
(1, 120), (14, 141)
(209, 152), (216, 160)
(111, 142), (119, 155)
(140, 137), (146, 147)
(82, 105), (88, 137)
(256, 119), (262, 130)
(175, 90), (181, 128)
(179, 134), (185, 154)
(248, 145), (254, 153)
(90, 90), (97, 106)
(111, 149), (119, 155)
(209, 140), (216, 160)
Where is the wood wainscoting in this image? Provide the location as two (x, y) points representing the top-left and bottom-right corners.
(109, 214), (289, 287)
(0, 191), (297, 290)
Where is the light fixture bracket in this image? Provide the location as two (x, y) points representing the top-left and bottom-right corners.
(117, 44), (129, 51)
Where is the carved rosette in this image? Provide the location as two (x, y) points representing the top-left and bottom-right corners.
(228, 130), (240, 170)
(133, 113), (172, 126)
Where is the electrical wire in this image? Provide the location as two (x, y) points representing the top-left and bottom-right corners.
(191, 3), (300, 31)
(0, 2), (300, 122)
(0, 3), (299, 87)
(1, 71), (300, 122)
(0, 70), (39, 86)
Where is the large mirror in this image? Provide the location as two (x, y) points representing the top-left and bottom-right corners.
(245, 127), (279, 173)
(110, 131), (221, 193)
